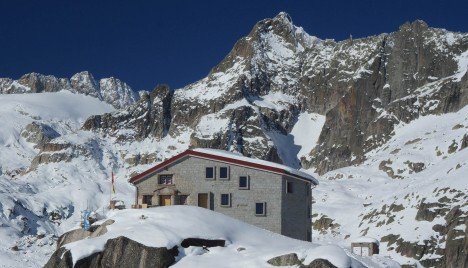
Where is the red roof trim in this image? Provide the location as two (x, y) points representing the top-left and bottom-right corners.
(129, 149), (315, 184)
(129, 150), (191, 183)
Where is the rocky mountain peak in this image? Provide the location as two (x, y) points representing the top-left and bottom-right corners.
(267, 12), (294, 35)
(70, 71), (100, 98)
(99, 77), (139, 109)
(210, 12), (314, 78)
(17, 72), (70, 93)
(87, 13), (468, 176)
(249, 11), (310, 48)
(275, 12), (293, 22)
(399, 19), (429, 32)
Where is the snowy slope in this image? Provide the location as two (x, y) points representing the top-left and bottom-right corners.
(312, 106), (468, 266)
(0, 91), (114, 171)
(0, 91), (132, 267)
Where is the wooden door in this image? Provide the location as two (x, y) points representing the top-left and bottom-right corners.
(160, 195), (171, 206)
(198, 193), (208, 208)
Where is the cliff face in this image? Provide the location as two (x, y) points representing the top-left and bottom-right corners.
(83, 14), (468, 175)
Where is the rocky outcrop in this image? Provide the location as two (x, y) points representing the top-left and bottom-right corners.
(312, 214), (340, 234)
(267, 253), (302, 266)
(28, 138), (105, 170)
(267, 253), (337, 268)
(48, 225), (228, 268)
(443, 206), (467, 268)
(45, 236), (177, 268)
(82, 85), (173, 141)
(21, 122), (60, 149)
(305, 259), (337, 268)
(44, 247), (74, 268)
(366, 188), (467, 267)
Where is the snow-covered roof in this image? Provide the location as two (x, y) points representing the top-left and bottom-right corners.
(130, 148), (318, 185)
(352, 236), (380, 245)
(193, 148), (318, 184)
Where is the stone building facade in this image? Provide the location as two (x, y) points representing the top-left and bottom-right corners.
(130, 148), (318, 241)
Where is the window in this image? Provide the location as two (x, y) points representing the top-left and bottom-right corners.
(308, 205), (311, 218)
(179, 195), (188, 205)
(306, 184), (310, 196)
(142, 195), (152, 205)
(220, 193), (231, 207)
(205, 167), (215, 179)
(286, 181), (293, 193)
(255, 202), (266, 216)
(307, 230), (311, 242)
(159, 174), (173, 185)
(219, 167), (229, 180)
(239, 176), (249, 189)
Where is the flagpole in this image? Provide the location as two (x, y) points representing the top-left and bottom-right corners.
(110, 171), (113, 207)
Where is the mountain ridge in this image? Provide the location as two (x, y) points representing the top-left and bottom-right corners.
(83, 13), (467, 174)
(0, 71), (139, 109)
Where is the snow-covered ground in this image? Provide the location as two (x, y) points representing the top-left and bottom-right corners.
(64, 206), (394, 268)
(0, 77), (466, 267)
(0, 91), (131, 267)
(312, 106), (468, 266)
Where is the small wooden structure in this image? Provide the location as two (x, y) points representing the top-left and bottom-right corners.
(351, 237), (379, 256)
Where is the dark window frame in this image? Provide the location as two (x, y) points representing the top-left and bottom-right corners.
(205, 167), (215, 180)
(159, 174), (174, 185)
(219, 166), (229, 180)
(220, 193), (231, 207)
(286, 181), (293, 193)
(142, 195), (152, 205)
(255, 202), (266, 216)
(239, 176), (249, 190)
(179, 195), (188, 205)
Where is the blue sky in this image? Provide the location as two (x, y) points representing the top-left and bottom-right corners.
(0, 0), (467, 91)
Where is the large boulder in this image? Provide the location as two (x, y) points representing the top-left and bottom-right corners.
(266, 253), (337, 268)
(45, 236), (178, 268)
(44, 247), (74, 268)
(56, 220), (114, 249)
(304, 258), (337, 268)
(267, 253), (302, 266)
